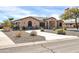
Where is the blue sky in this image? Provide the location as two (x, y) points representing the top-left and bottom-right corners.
(0, 6), (78, 22)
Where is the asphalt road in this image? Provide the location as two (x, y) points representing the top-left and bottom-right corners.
(0, 38), (79, 53)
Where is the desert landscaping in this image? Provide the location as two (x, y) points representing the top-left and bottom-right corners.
(0, 7), (79, 53)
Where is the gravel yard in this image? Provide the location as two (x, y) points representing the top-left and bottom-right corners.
(3, 31), (45, 44)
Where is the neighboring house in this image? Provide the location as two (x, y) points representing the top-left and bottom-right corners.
(13, 16), (63, 30)
(0, 23), (4, 29)
(64, 19), (79, 28)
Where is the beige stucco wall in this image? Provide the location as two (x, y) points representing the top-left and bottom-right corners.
(14, 17), (64, 29)
(19, 17), (40, 28)
(46, 18), (57, 28)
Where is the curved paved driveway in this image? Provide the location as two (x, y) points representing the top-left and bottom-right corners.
(26, 30), (79, 40)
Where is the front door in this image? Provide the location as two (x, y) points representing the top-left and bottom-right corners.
(28, 21), (32, 29)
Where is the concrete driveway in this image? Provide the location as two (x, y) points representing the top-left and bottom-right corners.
(0, 31), (15, 46)
(26, 30), (79, 40)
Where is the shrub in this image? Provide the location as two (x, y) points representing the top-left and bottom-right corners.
(15, 31), (22, 37)
(3, 27), (12, 32)
(53, 27), (56, 31)
(3, 20), (12, 32)
(40, 28), (44, 32)
(64, 27), (67, 30)
(30, 31), (37, 36)
(56, 29), (66, 35)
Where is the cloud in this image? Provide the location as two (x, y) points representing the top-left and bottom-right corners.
(0, 6), (31, 14)
(0, 6), (36, 21)
(49, 14), (60, 20)
(0, 6), (66, 22)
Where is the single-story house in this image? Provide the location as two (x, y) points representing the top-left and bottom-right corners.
(13, 16), (64, 30)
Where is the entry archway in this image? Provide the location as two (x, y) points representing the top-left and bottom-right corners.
(28, 21), (32, 29)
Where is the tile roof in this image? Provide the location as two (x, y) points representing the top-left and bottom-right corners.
(13, 16), (57, 22)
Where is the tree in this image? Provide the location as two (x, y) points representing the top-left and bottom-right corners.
(3, 20), (12, 31)
(60, 7), (79, 29)
(8, 17), (15, 28)
(3, 20), (12, 27)
(8, 18), (14, 21)
(3, 18), (15, 31)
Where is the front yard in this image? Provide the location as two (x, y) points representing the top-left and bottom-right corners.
(0, 28), (79, 44)
(3, 31), (45, 44)
(45, 28), (79, 37)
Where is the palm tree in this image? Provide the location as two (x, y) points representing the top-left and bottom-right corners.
(60, 7), (79, 30)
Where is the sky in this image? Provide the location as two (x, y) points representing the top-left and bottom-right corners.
(0, 6), (78, 22)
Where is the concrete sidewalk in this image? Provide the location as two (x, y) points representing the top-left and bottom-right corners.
(0, 31), (15, 46)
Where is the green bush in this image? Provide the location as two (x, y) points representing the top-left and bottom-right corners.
(40, 28), (44, 32)
(56, 29), (66, 35)
(64, 27), (67, 30)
